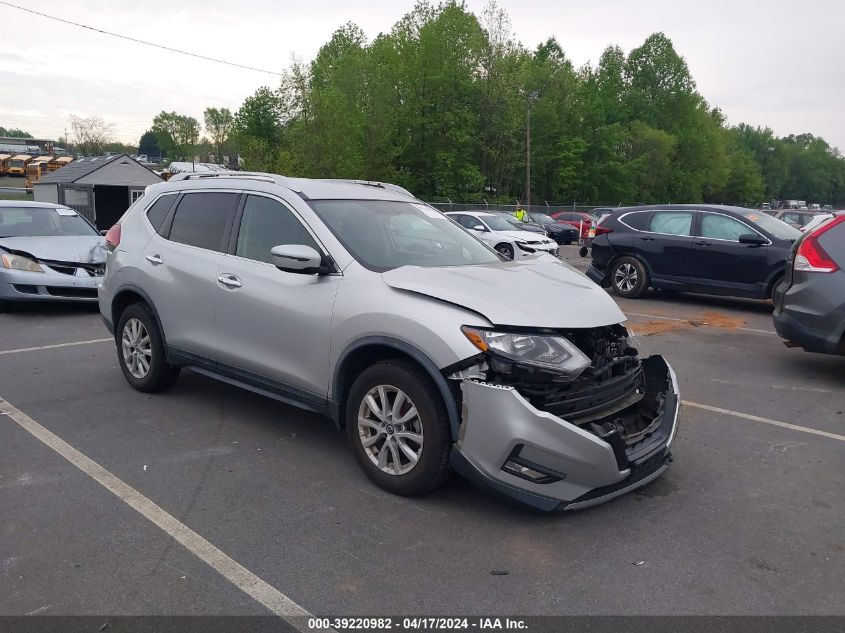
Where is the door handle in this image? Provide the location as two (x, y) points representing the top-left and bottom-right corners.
(145, 254), (163, 265)
(694, 240), (711, 246)
(217, 274), (242, 289)
(639, 236), (656, 241)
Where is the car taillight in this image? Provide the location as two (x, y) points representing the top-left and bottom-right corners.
(794, 215), (844, 273)
(105, 224), (121, 252)
(594, 226), (613, 236)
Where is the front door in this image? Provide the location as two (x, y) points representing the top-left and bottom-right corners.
(214, 193), (341, 402)
(690, 211), (769, 297)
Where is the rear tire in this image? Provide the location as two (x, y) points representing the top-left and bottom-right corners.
(116, 303), (180, 393)
(0, 300), (12, 314)
(610, 256), (649, 298)
(768, 273), (785, 300)
(346, 359), (451, 496)
(496, 243), (514, 260)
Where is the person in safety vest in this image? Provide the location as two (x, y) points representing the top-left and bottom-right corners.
(513, 207), (528, 222)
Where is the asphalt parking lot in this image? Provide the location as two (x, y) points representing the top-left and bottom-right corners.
(1, 245), (844, 619)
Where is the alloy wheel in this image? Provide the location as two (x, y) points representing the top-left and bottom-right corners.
(121, 317), (152, 379)
(357, 385), (424, 476)
(614, 263), (638, 293)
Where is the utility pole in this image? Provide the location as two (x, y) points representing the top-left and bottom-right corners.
(525, 90), (539, 208)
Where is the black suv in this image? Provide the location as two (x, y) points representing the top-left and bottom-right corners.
(586, 205), (801, 299)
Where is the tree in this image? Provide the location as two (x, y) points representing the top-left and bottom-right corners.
(69, 115), (114, 156)
(0, 127), (32, 138)
(234, 87), (282, 141)
(151, 111), (200, 161)
(138, 130), (162, 159)
(203, 107), (234, 163)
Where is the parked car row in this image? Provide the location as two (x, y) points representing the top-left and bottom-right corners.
(444, 211), (560, 259)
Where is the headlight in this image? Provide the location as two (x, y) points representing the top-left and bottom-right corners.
(1, 253), (43, 273)
(461, 326), (591, 378)
(514, 241), (535, 253)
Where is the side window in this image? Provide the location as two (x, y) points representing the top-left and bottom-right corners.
(235, 195), (319, 264)
(458, 215), (480, 229)
(622, 211), (651, 231)
(649, 212), (692, 236)
(145, 194), (176, 233)
(700, 214), (753, 241)
(168, 192), (238, 252)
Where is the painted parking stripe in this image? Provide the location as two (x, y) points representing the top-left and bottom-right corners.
(683, 400), (845, 442)
(0, 397), (319, 630)
(0, 338), (112, 356)
(625, 311), (776, 335)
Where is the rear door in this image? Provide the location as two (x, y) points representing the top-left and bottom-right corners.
(637, 210), (695, 289)
(213, 192), (341, 400)
(140, 190), (239, 361)
(690, 211), (768, 297)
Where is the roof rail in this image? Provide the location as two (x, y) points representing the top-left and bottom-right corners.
(324, 179), (416, 199)
(167, 171), (278, 183)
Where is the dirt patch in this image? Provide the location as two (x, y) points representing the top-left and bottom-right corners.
(631, 311), (748, 336)
(630, 320), (690, 336)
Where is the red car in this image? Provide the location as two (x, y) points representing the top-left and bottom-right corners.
(550, 211), (608, 239)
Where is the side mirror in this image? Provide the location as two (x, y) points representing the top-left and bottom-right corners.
(270, 244), (327, 274)
(738, 233), (767, 245)
(471, 224), (486, 232)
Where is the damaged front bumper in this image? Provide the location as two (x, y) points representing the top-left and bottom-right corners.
(450, 355), (680, 511)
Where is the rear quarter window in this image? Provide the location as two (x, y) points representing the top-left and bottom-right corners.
(145, 194), (177, 233)
(167, 192), (239, 252)
(620, 211), (651, 231)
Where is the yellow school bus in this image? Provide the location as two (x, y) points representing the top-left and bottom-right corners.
(7, 154), (32, 176)
(46, 156), (74, 171)
(0, 154), (11, 175)
(25, 160), (51, 189)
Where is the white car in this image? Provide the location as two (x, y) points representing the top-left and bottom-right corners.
(445, 211), (558, 260)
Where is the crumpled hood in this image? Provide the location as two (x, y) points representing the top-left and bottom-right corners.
(382, 259), (626, 329)
(0, 236), (107, 263)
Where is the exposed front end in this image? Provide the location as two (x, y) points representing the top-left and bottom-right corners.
(448, 325), (680, 510)
(0, 260), (104, 303)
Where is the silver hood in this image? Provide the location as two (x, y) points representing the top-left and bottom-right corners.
(0, 236), (107, 264)
(382, 259), (626, 329)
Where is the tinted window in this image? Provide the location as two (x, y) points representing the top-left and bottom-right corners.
(650, 212), (692, 236)
(145, 195), (176, 233)
(621, 211), (651, 231)
(236, 195), (318, 264)
(168, 192), (237, 252)
(742, 211), (800, 241)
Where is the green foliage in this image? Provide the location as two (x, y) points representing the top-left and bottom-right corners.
(0, 127), (33, 138)
(203, 107), (234, 162)
(138, 131), (162, 158)
(151, 111), (200, 161)
(217, 2), (845, 205)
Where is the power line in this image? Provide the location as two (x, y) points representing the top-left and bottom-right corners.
(0, 0), (284, 77)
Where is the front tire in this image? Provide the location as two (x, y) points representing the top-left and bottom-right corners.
(346, 359), (451, 496)
(496, 243), (514, 260)
(610, 256), (649, 298)
(116, 303), (180, 393)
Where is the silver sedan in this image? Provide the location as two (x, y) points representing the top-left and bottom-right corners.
(0, 201), (106, 311)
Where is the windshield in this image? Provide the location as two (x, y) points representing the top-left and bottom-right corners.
(741, 211), (801, 241)
(529, 213), (553, 224)
(479, 214), (515, 231)
(0, 206), (98, 238)
(308, 200), (501, 272)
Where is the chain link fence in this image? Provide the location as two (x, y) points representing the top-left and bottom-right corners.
(425, 201), (625, 215)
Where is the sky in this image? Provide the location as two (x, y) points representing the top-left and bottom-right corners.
(1, 0), (843, 150)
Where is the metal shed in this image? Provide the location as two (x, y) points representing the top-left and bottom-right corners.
(33, 154), (162, 230)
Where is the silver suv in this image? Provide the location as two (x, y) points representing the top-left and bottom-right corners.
(99, 173), (680, 511)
